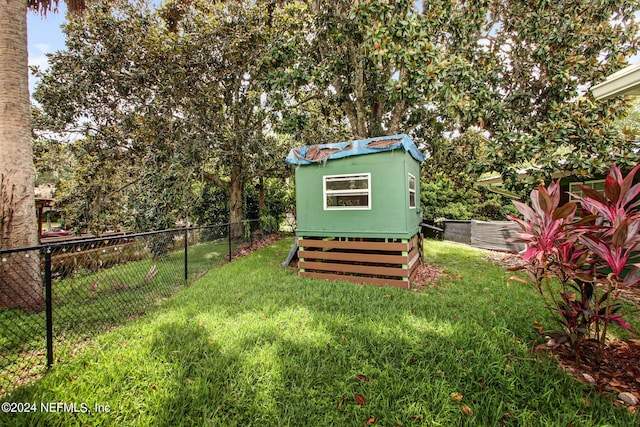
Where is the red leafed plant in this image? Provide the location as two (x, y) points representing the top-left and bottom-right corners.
(508, 164), (640, 360)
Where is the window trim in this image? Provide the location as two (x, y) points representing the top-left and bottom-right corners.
(408, 173), (417, 209)
(323, 173), (371, 210)
(569, 179), (605, 201)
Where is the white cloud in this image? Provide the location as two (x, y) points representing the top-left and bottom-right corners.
(35, 43), (51, 53)
(29, 43), (51, 68)
(28, 44), (52, 96)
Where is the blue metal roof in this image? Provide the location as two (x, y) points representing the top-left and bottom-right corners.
(285, 134), (426, 165)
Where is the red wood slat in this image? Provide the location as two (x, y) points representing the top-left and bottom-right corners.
(300, 271), (410, 288)
(300, 261), (408, 277)
(299, 238), (409, 252)
(298, 250), (406, 265)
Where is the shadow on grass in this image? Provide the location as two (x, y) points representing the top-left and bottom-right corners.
(138, 285), (467, 426)
(141, 284), (573, 426)
(1, 239), (637, 426)
(148, 321), (245, 426)
(0, 238), (234, 397)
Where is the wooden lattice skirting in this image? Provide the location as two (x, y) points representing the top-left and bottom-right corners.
(298, 234), (421, 289)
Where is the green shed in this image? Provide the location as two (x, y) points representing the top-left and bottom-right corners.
(285, 134), (426, 288)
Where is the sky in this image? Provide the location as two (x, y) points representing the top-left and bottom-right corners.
(27, 8), (68, 94)
(27, 4), (640, 96)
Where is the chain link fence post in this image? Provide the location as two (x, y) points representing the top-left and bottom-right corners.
(228, 223), (232, 262)
(184, 228), (188, 284)
(44, 247), (54, 368)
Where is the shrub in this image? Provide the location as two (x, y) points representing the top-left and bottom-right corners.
(145, 233), (175, 258)
(508, 164), (640, 360)
(192, 178), (292, 227)
(476, 195), (518, 220)
(437, 202), (474, 220)
(260, 215), (279, 234)
(421, 173), (517, 221)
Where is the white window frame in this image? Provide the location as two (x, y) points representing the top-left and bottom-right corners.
(569, 179), (605, 201)
(323, 173), (371, 210)
(408, 173), (417, 209)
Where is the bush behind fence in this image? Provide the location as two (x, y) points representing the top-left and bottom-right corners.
(0, 220), (265, 397)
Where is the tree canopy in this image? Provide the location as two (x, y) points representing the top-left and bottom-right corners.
(465, 0), (640, 180)
(34, 0), (293, 232)
(264, 0), (639, 180)
(32, 0), (640, 232)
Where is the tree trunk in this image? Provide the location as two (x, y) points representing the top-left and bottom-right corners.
(0, 2), (45, 311)
(387, 100), (407, 135)
(228, 164), (244, 240)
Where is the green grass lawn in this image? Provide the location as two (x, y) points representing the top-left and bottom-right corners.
(1, 238), (637, 426)
(0, 237), (238, 394)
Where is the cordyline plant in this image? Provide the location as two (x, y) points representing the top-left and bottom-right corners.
(508, 164), (640, 360)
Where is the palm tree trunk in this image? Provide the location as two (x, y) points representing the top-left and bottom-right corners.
(0, 1), (45, 311)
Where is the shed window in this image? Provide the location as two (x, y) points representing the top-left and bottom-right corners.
(323, 174), (371, 210)
(408, 173), (417, 209)
(569, 180), (604, 201)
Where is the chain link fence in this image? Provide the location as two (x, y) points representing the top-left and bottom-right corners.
(0, 220), (265, 397)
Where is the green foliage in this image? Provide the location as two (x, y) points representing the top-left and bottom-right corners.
(476, 196), (518, 221)
(244, 178), (293, 225)
(463, 0), (640, 179)
(191, 177), (292, 227)
(263, 0), (464, 138)
(31, 109), (75, 189)
(33, 0), (293, 233)
(421, 174), (516, 220)
(436, 202), (475, 221)
(191, 182), (229, 226)
(241, 219), (252, 241)
(259, 215), (279, 234)
(265, 0), (639, 181)
(50, 136), (136, 235)
(421, 129), (492, 187)
(612, 98), (640, 140)
(31, 0), (640, 234)
(144, 233), (175, 258)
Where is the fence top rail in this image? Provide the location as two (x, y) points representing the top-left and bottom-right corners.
(0, 243), (44, 255)
(0, 220), (260, 255)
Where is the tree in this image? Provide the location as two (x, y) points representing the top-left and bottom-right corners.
(452, 0), (640, 180)
(163, 0), (279, 235)
(34, 0), (293, 237)
(0, 0), (87, 311)
(612, 98), (640, 139)
(264, 1), (639, 185)
(33, 1), (170, 234)
(420, 172), (517, 221)
(263, 0), (474, 139)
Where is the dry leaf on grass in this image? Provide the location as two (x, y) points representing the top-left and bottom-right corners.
(411, 263), (445, 287)
(354, 393), (367, 406)
(356, 374), (370, 382)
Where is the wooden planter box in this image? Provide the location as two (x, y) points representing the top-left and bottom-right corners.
(298, 234), (421, 289)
